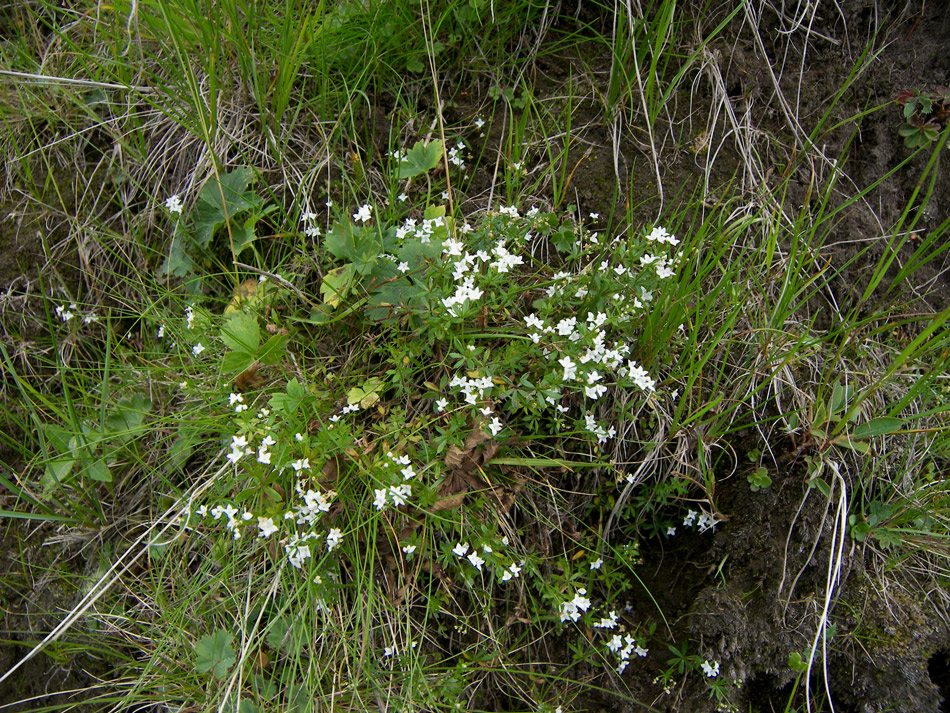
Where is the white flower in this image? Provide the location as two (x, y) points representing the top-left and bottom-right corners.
(291, 458), (310, 472)
(501, 561), (522, 582)
(701, 660), (719, 678)
(326, 528), (343, 551)
(400, 465), (416, 480)
(525, 313), (544, 330)
(452, 542), (470, 558)
(165, 194), (183, 214)
(594, 610), (618, 629)
(559, 356), (577, 381)
(434, 397), (448, 413)
(666, 526), (676, 536)
(397, 261), (410, 273)
(467, 552), (485, 570)
(397, 192), (408, 202)
(559, 588), (591, 623)
(647, 226), (679, 245)
(402, 544), (417, 555)
(373, 488), (388, 511)
(589, 557), (603, 570)
(257, 516), (278, 538)
(488, 417), (503, 437)
(556, 317), (577, 336)
(353, 204), (372, 223)
(256, 447), (272, 464)
(389, 483), (412, 507)
(191, 342), (205, 356)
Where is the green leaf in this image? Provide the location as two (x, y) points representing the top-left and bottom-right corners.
(222, 350), (256, 373)
(269, 378), (307, 416)
(851, 417), (904, 440)
(44, 458), (76, 485)
(324, 221), (360, 262)
(398, 139), (443, 179)
(165, 423), (201, 473)
(829, 381), (847, 415)
(406, 57), (424, 73)
(833, 436), (870, 454)
(320, 263), (357, 308)
(198, 167), (260, 215)
(103, 394), (151, 441)
(347, 377), (385, 409)
(160, 229), (196, 277)
(221, 312), (261, 354)
(258, 334), (289, 366)
(195, 630), (236, 679)
(86, 458), (112, 483)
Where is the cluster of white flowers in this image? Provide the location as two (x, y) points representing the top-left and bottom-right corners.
(646, 226), (680, 246)
(448, 373), (494, 406)
(352, 203), (372, 223)
(683, 509), (720, 532)
(54, 302), (99, 325)
(301, 210), (321, 239)
(606, 633), (649, 673)
(164, 194), (184, 214)
(447, 140), (466, 169)
(701, 659), (720, 678)
(373, 451), (419, 511)
(559, 588), (592, 623)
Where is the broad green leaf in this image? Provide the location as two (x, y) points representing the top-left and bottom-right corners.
(165, 423), (201, 473)
(195, 630), (236, 679)
(324, 221), (360, 262)
(44, 458), (76, 485)
(833, 436), (870, 454)
(320, 263), (357, 308)
(851, 417), (904, 440)
(269, 378), (307, 416)
(423, 204), (446, 220)
(347, 377), (385, 409)
(103, 394), (151, 441)
(197, 167), (260, 215)
(85, 458), (112, 483)
(258, 334), (289, 365)
(160, 232), (196, 277)
(221, 312), (260, 354)
(398, 139), (443, 179)
(222, 350), (256, 373)
(829, 381), (847, 415)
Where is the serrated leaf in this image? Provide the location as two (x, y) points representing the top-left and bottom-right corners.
(269, 378), (307, 416)
(398, 140), (443, 179)
(198, 167), (259, 214)
(221, 312), (261, 354)
(195, 630), (236, 679)
(851, 417), (903, 440)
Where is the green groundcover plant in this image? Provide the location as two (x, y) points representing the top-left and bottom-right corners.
(20, 151), (725, 710)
